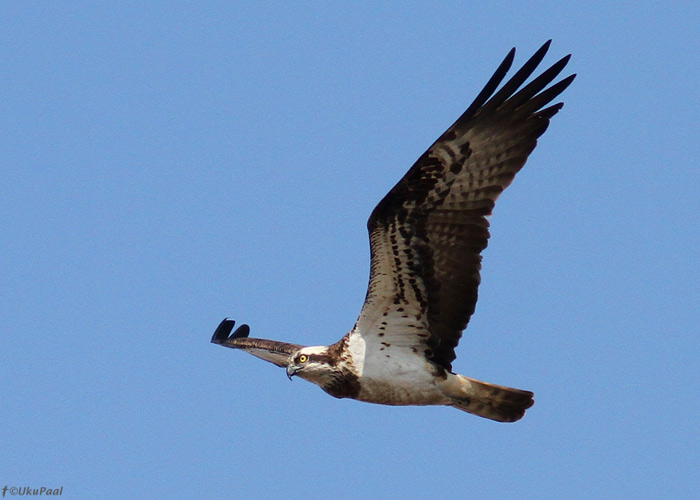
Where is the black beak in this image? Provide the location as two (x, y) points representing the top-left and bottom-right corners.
(286, 365), (298, 380)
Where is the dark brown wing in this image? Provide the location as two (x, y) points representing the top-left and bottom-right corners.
(211, 318), (304, 367)
(354, 41), (575, 371)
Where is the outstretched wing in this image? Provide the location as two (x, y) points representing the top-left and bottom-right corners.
(211, 318), (304, 367)
(354, 41), (575, 371)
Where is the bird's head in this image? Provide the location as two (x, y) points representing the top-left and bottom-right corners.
(286, 346), (337, 384)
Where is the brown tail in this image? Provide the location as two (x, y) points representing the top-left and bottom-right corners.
(450, 376), (534, 422)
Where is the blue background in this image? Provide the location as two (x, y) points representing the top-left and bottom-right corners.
(2, 2), (698, 499)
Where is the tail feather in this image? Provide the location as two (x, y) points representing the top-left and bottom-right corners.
(449, 376), (534, 423)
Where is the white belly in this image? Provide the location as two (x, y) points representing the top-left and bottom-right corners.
(344, 328), (451, 406)
(354, 349), (451, 406)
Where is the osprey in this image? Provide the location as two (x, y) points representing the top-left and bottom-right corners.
(212, 41), (575, 422)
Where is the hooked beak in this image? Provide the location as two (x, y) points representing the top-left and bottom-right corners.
(286, 364), (299, 380)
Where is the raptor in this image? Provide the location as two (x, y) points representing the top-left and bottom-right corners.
(212, 41), (574, 422)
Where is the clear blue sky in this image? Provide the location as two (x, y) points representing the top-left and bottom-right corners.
(2, 2), (698, 499)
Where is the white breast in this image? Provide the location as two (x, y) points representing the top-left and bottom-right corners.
(345, 330), (450, 406)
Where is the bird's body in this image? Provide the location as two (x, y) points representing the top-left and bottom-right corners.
(327, 330), (447, 406)
(212, 41), (575, 422)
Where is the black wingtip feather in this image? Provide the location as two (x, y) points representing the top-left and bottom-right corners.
(211, 318), (250, 344)
(480, 40), (554, 113)
(518, 73), (577, 116)
(448, 40), (573, 138)
(233, 324), (251, 339)
(457, 47), (515, 122)
(504, 54), (572, 111)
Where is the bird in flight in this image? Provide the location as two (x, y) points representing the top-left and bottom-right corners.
(212, 41), (575, 422)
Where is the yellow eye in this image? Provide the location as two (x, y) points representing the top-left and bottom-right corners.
(298, 354), (308, 363)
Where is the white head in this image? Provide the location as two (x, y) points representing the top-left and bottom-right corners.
(286, 345), (337, 385)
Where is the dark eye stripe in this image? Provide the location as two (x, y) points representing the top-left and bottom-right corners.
(307, 354), (329, 363)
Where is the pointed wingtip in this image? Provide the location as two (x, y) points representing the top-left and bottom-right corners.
(211, 318), (250, 344)
(537, 39), (552, 54)
(531, 39), (552, 62)
(508, 39), (552, 61)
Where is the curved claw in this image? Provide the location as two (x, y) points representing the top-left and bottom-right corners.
(211, 318), (250, 344)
